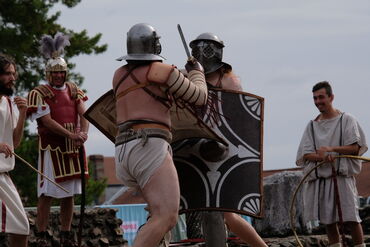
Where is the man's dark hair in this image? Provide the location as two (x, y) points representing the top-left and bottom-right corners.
(0, 53), (16, 75)
(312, 81), (332, 96)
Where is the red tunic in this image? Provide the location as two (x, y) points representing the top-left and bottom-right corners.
(27, 82), (88, 183)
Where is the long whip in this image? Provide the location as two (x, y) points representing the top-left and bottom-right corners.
(290, 155), (370, 247)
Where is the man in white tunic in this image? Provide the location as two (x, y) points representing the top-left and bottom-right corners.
(296, 81), (367, 247)
(0, 54), (29, 247)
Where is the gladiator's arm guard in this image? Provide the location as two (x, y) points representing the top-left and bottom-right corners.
(167, 68), (208, 106)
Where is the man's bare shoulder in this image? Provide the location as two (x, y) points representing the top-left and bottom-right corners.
(112, 65), (128, 87)
(222, 71), (242, 91)
(113, 66), (127, 78)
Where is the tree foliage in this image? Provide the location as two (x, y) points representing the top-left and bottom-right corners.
(1, 0), (108, 206)
(75, 162), (108, 206)
(11, 127), (39, 206)
(0, 0), (107, 92)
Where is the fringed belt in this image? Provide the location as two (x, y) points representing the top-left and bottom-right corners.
(115, 128), (172, 146)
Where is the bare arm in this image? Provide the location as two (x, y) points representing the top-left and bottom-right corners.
(303, 143), (360, 163)
(39, 114), (82, 141)
(77, 100), (89, 143)
(222, 72), (242, 91)
(303, 152), (323, 162)
(12, 97), (27, 148)
(318, 144), (360, 155)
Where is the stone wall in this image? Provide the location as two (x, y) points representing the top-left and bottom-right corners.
(0, 208), (126, 247)
(254, 170), (309, 237)
(2, 170), (370, 246)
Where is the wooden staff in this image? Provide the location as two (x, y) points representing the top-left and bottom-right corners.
(13, 152), (70, 194)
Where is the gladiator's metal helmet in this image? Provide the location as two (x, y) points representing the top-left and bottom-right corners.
(117, 23), (165, 61)
(39, 32), (70, 82)
(190, 32), (230, 74)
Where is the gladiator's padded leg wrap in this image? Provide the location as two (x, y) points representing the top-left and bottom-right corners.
(167, 69), (207, 105)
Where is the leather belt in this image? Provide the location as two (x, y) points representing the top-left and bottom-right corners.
(129, 123), (170, 131)
(115, 128), (172, 146)
(118, 121), (170, 132)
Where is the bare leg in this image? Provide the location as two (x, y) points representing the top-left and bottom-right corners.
(326, 223), (340, 245)
(9, 234), (28, 247)
(224, 212), (267, 247)
(36, 195), (53, 231)
(132, 154), (180, 247)
(60, 196), (74, 231)
(345, 222), (364, 245)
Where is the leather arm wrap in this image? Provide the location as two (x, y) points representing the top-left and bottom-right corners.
(167, 69), (207, 105)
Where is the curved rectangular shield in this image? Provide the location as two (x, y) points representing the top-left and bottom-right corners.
(83, 90), (225, 144)
(173, 89), (264, 218)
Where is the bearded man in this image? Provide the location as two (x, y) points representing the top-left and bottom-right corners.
(0, 54), (29, 247)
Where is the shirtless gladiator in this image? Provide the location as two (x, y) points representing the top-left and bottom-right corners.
(113, 23), (208, 247)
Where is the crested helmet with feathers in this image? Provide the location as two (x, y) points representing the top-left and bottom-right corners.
(39, 32), (70, 80)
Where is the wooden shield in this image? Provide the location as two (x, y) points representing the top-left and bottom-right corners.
(83, 90), (225, 144)
(83, 90), (117, 143)
(173, 89), (264, 218)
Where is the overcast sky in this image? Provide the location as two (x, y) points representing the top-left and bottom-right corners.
(31, 0), (370, 171)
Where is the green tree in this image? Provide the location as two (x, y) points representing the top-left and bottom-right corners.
(11, 127), (38, 206)
(12, 139), (108, 207)
(75, 162), (108, 206)
(1, 0), (108, 206)
(0, 0), (107, 91)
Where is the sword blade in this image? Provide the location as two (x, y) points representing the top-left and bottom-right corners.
(177, 24), (191, 59)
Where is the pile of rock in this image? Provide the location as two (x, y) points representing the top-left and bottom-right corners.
(2, 170), (370, 246)
(0, 207), (126, 247)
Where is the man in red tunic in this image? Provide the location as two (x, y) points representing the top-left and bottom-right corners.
(27, 33), (89, 247)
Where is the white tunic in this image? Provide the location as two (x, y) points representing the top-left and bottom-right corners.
(0, 96), (29, 235)
(0, 96), (17, 172)
(296, 112), (368, 224)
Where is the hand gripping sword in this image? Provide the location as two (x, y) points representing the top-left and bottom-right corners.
(13, 152), (69, 193)
(177, 24), (195, 63)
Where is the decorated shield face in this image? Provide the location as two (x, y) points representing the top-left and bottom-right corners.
(172, 89), (264, 218)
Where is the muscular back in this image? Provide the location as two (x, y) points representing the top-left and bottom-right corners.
(113, 64), (171, 127)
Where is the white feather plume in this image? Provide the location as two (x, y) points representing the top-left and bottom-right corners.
(39, 32), (70, 59)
